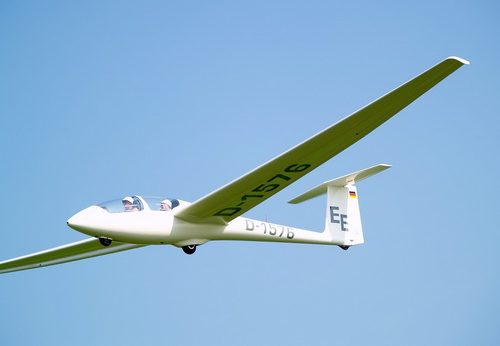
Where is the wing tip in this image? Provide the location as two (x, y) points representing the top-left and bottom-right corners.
(447, 56), (470, 65)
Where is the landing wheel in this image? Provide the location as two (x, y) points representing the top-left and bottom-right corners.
(182, 245), (197, 255)
(99, 237), (112, 247)
(339, 245), (350, 251)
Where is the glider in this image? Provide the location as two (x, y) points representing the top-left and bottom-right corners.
(0, 56), (469, 274)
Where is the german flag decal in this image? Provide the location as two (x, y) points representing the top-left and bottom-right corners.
(349, 191), (357, 198)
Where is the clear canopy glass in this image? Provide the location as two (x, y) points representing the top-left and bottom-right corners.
(97, 196), (179, 213)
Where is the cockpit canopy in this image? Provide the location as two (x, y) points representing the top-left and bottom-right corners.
(97, 196), (180, 213)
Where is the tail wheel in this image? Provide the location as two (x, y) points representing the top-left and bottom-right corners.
(339, 245), (350, 251)
(182, 245), (197, 255)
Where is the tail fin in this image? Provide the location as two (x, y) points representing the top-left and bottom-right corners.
(289, 164), (391, 248)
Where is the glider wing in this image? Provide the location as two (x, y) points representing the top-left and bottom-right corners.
(175, 57), (469, 225)
(0, 238), (145, 274)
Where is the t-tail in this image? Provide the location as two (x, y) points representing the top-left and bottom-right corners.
(289, 164), (391, 249)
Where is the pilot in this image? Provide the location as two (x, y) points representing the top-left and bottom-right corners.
(160, 199), (172, 211)
(122, 196), (139, 212)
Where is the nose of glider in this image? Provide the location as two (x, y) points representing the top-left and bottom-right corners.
(67, 205), (103, 233)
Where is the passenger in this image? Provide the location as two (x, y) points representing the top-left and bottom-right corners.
(122, 196), (139, 212)
(160, 199), (172, 211)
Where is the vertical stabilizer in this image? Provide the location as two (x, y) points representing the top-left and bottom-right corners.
(326, 184), (363, 247)
(289, 164), (391, 248)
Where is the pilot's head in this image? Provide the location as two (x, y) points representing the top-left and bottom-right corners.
(160, 199), (172, 211)
(122, 196), (135, 211)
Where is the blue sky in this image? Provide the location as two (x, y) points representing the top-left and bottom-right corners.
(1, 1), (499, 345)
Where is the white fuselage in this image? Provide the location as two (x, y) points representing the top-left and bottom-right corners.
(67, 200), (337, 248)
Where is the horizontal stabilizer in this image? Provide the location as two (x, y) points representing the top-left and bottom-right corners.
(288, 164), (391, 204)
